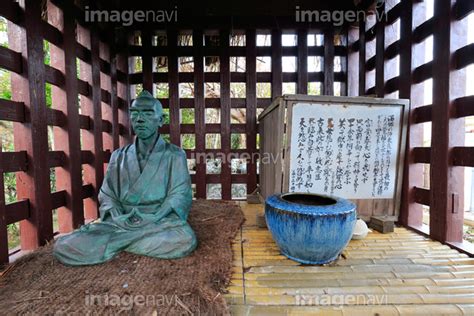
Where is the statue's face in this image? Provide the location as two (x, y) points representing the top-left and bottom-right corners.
(130, 101), (164, 140)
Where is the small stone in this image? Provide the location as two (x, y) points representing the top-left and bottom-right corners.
(123, 283), (128, 288)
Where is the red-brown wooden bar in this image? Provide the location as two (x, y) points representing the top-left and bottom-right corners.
(246, 30), (258, 194)
(220, 29), (232, 200)
(193, 29), (206, 199)
(8, 0), (53, 250)
(48, 1), (84, 232)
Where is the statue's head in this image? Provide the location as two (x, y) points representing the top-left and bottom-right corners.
(130, 90), (164, 140)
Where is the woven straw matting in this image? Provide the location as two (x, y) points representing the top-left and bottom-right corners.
(0, 200), (244, 315)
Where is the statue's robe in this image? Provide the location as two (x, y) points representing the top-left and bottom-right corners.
(54, 136), (197, 266)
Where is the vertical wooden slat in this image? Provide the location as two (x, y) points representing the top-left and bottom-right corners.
(246, 29), (257, 194)
(271, 29), (282, 98)
(324, 28), (334, 95)
(84, 27), (104, 220)
(375, 2), (386, 97)
(297, 29), (308, 94)
(141, 29), (153, 93)
(358, 20), (366, 96)
(48, 1), (84, 232)
(8, 0), (53, 249)
(193, 29), (206, 199)
(118, 52), (131, 147)
(0, 143), (8, 265)
(100, 44), (113, 154)
(168, 29), (180, 146)
(430, 0), (465, 243)
(78, 25), (97, 219)
(399, 0), (426, 227)
(110, 44), (120, 150)
(220, 29), (231, 200)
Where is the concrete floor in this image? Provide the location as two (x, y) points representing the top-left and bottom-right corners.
(225, 202), (474, 315)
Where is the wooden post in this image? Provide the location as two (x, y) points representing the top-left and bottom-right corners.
(358, 19), (366, 96)
(271, 29), (283, 98)
(79, 25), (104, 221)
(0, 142), (8, 265)
(168, 29), (180, 146)
(430, 0), (465, 242)
(297, 29), (308, 94)
(246, 29), (257, 194)
(117, 53), (132, 147)
(324, 28), (335, 95)
(220, 29), (231, 200)
(48, 1), (84, 232)
(110, 45), (120, 150)
(399, 0), (425, 227)
(375, 2), (386, 98)
(8, 0), (53, 249)
(193, 29), (206, 199)
(141, 29), (153, 93)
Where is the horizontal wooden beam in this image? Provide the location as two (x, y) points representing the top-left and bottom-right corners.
(412, 61), (433, 84)
(413, 104), (432, 123)
(454, 0), (474, 20)
(385, 76), (400, 94)
(46, 108), (67, 126)
(77, 78), (90, 96)
(413, 18), (434, 44)
(79, 114), (91, 130)
(385, 41), (400, 60)
(1, 151), (27, 173)
(453, 43), (474, 70)
(41, 21), (62, 48)
(412, 147), (431, 164)
(366, 86), (376, 95)
(102, 120), (112, 133)
(101, 89), (111, 104)
(0, 99), (25, 122)
(128, 45), (347, 58)
(76, 43), (91, 63)
(132, 71), (332, 85)
(45, 65), (65, 86)
(47, 151), (66, 168)
(453, 95), (474, 118)
(0, 46), (22, 73)
(81, 150), (94, 164)
(5, 199), (29, 225)
(365, 25), (377, 42)
(50, 190), (67, 210)
(386, 2), (402, 25)
(366, 56), (376, 71)
(0, 0), (22, 24)
(452, 147), (474, 167)
(81, 184), (94, 199)
(413, 186), (430, 206)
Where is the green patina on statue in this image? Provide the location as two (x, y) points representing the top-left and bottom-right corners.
(54, 90), (197, 266)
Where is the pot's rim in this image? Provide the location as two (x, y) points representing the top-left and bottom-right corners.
(265, 192), (356, 216)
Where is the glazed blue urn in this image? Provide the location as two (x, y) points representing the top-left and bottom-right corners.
(265, 193), (357, 264)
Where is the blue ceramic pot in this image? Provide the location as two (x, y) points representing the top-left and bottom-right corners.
(265, 193), (357, 264)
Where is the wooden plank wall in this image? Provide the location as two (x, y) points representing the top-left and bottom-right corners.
(348, 0), (474, 254)
(0, 0), (129, 264)
(126, 28), (348, 200)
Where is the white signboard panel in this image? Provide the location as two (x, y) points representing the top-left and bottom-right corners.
(288, 102), (402, 199)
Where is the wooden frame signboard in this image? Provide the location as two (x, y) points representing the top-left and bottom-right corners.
(258, 95), (409, 220)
